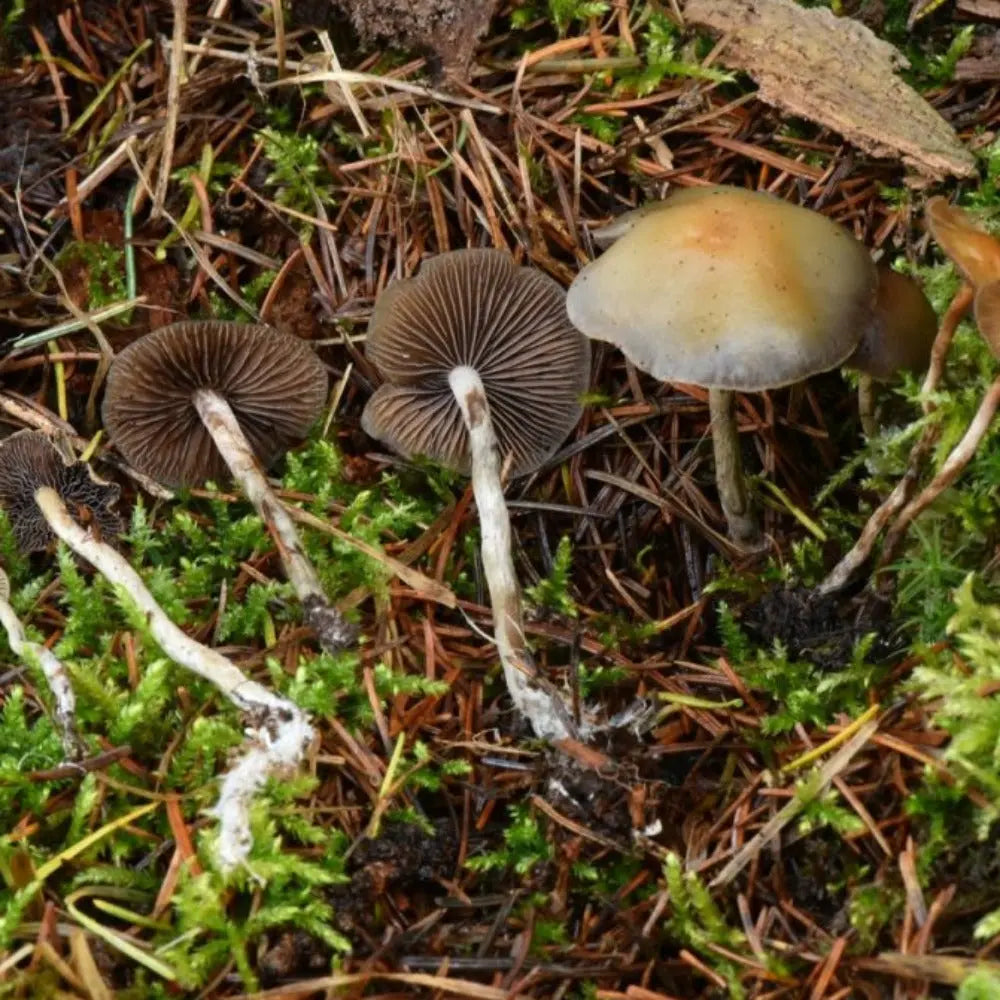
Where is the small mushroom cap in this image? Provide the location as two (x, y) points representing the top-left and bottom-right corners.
(974, 281), (1000, 359)
(845, 266), (937, 379)
(361, 249), (591, 477)
(102, 321), (329, 487)
(566, 185), (878, 391)
(0, 431), (122, 553)
(925, 197), (1000, 289)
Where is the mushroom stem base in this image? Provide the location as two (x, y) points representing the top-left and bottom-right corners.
(34, 485), (314, 871)
(708, 387), (760, 546)
(192, 389), (356, 653)
(448, 366), (576, 742)
(0, 573), (84, 760)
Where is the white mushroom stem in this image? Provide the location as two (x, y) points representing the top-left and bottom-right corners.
(448, 366), (576, 743)
(0, 573), (84, 760)
(34, 485), (314, 871)
(191, 389), (355, 653)
(708, 388), (760, 546)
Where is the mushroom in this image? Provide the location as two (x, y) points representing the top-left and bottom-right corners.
(925, 196), (1000, 290)
(0, 430), (313, 870)
(845, 265), (938, 436)
(0, 429), (122, 553)
(361, 249), (591, 741)
(566, 185), (881, 545)
(820, 199), (1000, 595)
(0, 564), (84, 759)
(102, 321), (355, 653)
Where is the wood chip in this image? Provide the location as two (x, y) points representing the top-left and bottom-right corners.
(683, 0), (976, 178)
(956, 0), (1000, 19)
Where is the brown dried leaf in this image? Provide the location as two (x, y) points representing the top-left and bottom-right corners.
(683, 0), (976, 178)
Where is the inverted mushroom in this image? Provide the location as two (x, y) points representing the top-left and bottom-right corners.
(567, 185), (896, 545)
(361, 249), (590, 741)
(0, 431), (125, 756)
(102, 321), (354, 653)
(0, 429), (122, 553)
(0, 429), (313, 870)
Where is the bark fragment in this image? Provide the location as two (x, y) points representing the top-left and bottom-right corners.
(684, 0), (976, 178)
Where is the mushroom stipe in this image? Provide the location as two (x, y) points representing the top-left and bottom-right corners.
(0, 565), (84, 760)
(361, 249), (590, 741)
(34, 483), (315, 873)
(190, 387), (358, 652)
(449, 366), (578, 741)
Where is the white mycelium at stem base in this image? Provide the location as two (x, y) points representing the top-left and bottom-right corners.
(191, 388), (355, 652)
(34, 485), (315, 871)
(0, 569), (84, 759)
(447, 366), (574, 742)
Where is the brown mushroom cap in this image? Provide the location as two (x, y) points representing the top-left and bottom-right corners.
(102, 321), (329, 487)
(974, 281), (1000, 358)
(361, 249), (591, 477)
(845, 266), (937, 379)
(925, 197), (1000, 289)
(0, 430), (122, 553)
(565, 185), (878, 391)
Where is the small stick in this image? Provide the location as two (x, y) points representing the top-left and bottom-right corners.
(449, 367), (576, 742)
(877, 374), (1000, 576)
(0, 569), (84, 760)
(817, 426), (938, 595)
(920, 282), (974, 409)
(192, 389), (356, 653)
(34, 486), (314, 871)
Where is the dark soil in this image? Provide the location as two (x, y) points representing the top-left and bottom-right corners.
(739, 584), (902, 669)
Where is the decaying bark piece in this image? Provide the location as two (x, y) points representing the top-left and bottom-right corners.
(683, 0), (976, 179)
(297, 0), (500, 75)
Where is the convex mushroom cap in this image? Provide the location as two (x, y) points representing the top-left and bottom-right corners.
(846, 265), (938, 380)
(0, 431), (122, 553)
(566, 185), (878, 391)
(925, 197), (1000, 358)
(925, 197), (1000, 290)
(362, 248), (591, 476)
(102, 321), (328, 487)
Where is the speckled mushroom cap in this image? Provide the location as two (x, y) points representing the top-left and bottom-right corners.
(925, 197), (1000, 289)
(361, 249), (591, 477)
(102, 321), (329, 487)
(846, 266), (937, 380)
(0, 431), (122, 553)
(566, 185), (878, 391)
